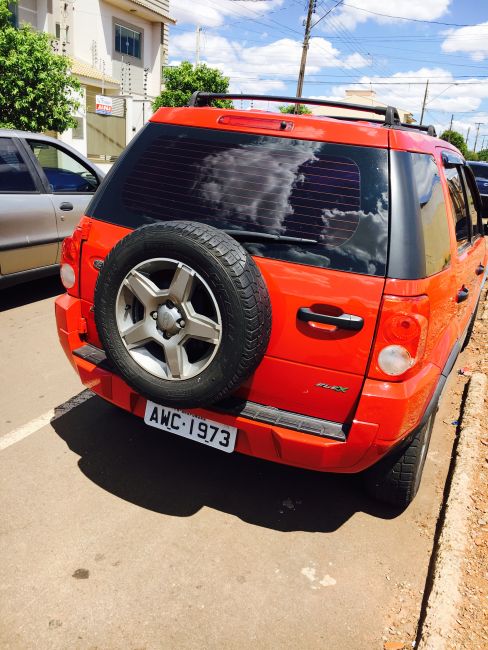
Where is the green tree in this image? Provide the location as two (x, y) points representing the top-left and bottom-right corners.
(465, 150), (479, 161)
(477, 149), (488, 162)
(279, 104), (312, 115)
(153, 61), (232, 109)
(0, 0), (80, 132)
(439, 129), (468, 156)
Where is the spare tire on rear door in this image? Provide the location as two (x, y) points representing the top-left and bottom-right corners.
(94, 221), (272, 408)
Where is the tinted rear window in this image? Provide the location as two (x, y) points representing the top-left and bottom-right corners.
(87, 123), (389, 275)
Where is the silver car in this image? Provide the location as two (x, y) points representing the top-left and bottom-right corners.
(0, 130), (104, 288)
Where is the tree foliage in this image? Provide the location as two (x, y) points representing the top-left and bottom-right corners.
(0, 0), (80, 132)
(465, 150), (479, 161)
(153, 61), (232, 109)
(477, 149), (488, 162)
(439, 129), (468, 156)
(279, 104), (312, 115)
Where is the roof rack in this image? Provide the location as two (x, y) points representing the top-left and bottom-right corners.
(187, 92), (436, 136)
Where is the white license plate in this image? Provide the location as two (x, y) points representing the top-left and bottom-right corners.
(144, 400), (237, 453)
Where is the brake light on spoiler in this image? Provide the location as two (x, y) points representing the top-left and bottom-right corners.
(218, 115), (293, 131)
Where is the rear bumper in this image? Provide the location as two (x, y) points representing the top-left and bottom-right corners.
(55, 293), (442, 474)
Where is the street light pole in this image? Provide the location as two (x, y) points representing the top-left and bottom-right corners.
(420, 79), (429, 126)
(195, 26), (202, 67)
(474, 122), (482, 152)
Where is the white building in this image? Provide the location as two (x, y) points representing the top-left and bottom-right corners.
(310, 89), (414, 124)
(10, 0), (175, 167)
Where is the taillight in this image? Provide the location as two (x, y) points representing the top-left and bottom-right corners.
(368, 295), (430, 380)
(60, 225), (83, 295)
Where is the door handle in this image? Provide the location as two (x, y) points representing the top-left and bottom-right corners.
(475, 263), (485, 276)
(297, 307), (364, 331)
(456, 286), (469, 303)
(59, 202), (73, 211)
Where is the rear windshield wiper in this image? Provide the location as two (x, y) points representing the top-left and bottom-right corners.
(224, 229), (317, 244)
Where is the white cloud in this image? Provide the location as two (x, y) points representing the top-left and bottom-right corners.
(322, 0), (451, 31)
(170, 32), (369, 94)
(172, 0), (285, 29)
(343, 53), (370, 69)
(442, 22), (488, 61)
(315, 67), (488, 140)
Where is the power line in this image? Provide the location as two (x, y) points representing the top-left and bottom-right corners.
(341, 3), (480, 27)
(311, 0), (344, 28)
(320, 4), (390, 79)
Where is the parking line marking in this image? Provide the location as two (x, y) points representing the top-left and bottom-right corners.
(0, 389), (94, 452)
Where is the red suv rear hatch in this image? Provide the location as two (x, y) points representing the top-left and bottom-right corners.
(80, 118), (389, 424)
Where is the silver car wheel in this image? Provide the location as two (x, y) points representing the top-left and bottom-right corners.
(115, 258), (222, 381)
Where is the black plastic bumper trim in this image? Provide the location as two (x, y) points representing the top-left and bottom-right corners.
(72, 344), (347, 442)
(73, 344), (113, 371)
(213, 397), (347, 441)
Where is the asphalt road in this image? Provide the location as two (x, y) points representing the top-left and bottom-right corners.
(0, 277), (458, 649)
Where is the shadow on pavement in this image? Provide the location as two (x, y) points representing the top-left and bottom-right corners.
(0, 275), (63, 311)
(52, 394), (401, 533)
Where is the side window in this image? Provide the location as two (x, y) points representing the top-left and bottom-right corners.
(411, 153), (451, 275)
(0, 138), (36, 192)
(444, 165), (469, 247)
(461, 167), (481, 238)
(27, 141), (98, 193)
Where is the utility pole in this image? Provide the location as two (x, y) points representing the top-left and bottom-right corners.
(474, 122), (482, 152)
(296, 0), (315, 100)
(195, 26), (202, 67)
(466, 126), (470, 149)
(449, 114), (454, 131)
(419, 79), (429, 126)
(295, 0), (344, 108)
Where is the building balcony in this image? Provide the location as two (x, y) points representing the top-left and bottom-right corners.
(103, 0), (176, 24)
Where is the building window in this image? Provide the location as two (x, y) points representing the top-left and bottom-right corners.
(7, 2), (18, 27)
(115, 23), (141, 59)
(56, 23), (70, 43)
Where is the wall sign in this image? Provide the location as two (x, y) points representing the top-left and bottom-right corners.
(95, 95), (113, 115)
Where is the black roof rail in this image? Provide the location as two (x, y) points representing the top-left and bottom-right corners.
(322, 114), (437, 136)
(187, 91), (436, 136)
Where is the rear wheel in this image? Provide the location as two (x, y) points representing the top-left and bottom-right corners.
(363, 413), (435, 508)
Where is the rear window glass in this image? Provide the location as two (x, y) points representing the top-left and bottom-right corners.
(87, 123), (389, 276)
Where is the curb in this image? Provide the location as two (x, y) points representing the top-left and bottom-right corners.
(417, 371), (487, 649)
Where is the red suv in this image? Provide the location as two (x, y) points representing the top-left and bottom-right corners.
(55, 93), (487, 507)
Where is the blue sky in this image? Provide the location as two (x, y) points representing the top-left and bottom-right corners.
(170, 0), (488, 149)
